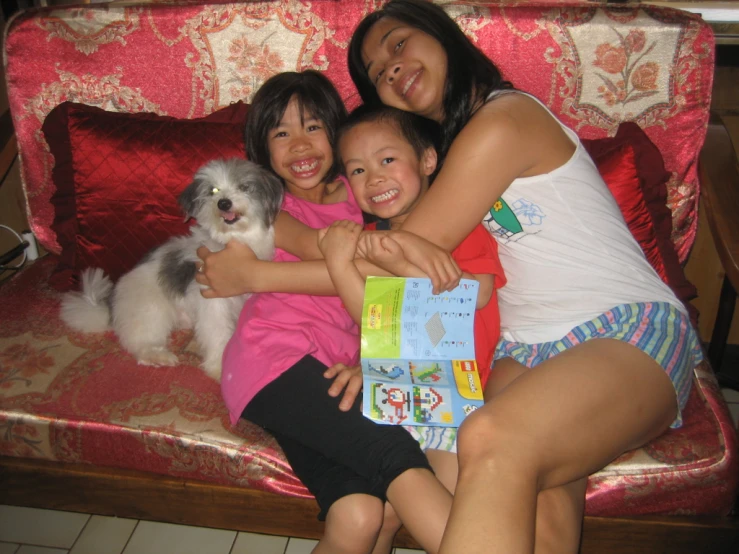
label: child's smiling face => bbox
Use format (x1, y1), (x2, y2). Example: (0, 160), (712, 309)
(268, 96), (334, 199)
(340, 120), (437, 224)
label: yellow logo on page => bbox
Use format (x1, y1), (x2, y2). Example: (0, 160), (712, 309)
(367, 304), (382, 329)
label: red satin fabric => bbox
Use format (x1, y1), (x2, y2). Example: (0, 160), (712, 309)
(43, 101), (250, 289)
(583, 123), (697, 315)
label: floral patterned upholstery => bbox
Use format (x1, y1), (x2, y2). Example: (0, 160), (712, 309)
(1, 0), (737, 517)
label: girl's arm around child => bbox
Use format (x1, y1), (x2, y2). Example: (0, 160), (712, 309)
(319, 219), (494, 325)
(196, 228), (461, 298)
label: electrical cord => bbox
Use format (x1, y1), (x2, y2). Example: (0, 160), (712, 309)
(0, 224), (28, 271)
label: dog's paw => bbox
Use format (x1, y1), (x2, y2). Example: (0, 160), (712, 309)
(201, 360), (222, 382)
(135, 347), (179, 367)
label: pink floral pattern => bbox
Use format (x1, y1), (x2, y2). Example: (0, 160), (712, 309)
(226, 37), (286, 99)
(0, 344), (55, 389)
(4, 1), (712, 262)
(0, 419), (44, 458)
(594, 30), (660, 106)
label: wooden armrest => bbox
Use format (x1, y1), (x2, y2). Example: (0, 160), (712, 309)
(0, 109), (18, 185)
(699, 112), (739, 291)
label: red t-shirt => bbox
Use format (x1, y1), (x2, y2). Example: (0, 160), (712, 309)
(365, 222), (505, 387)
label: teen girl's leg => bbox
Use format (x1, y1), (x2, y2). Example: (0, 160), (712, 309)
(485, 358), (587, 554)
(418, 362), (586, 554)
(439, 338), (678, 554)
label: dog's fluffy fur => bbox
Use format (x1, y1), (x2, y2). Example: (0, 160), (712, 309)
(60, 159), (283, 380)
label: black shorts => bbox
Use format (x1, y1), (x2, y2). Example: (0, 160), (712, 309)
(241, 355), (432, 520)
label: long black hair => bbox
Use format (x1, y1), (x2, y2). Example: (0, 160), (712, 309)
(245, 70), (347, 185)
(348, 0), (512, 155)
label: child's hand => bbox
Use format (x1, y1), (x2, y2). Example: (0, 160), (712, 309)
(357, 232), (407, 271)
(318, 220), (362, 266)
(388, 230), (462, 294)
(324, 363), (363, 411)
(196, 241), (259, 298)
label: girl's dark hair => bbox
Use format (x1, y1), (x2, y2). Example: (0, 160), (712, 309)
(245, 70), (347, 185)
(348, 0), (512, 155)
(336, 104), (443, 183)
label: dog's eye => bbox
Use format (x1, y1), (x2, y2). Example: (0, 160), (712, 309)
(210, 187), (220, 195)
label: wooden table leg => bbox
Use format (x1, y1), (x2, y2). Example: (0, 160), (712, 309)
(709, 275), (739, 390)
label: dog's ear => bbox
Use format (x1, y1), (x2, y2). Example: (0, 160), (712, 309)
(178, 177), (203, 219)
(259, 167), (284, 228)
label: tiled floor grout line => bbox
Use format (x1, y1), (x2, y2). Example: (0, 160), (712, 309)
(0, 543), (21, 554)
(67, 513), (91, 553)
(119, 519), (140, 554)
(226, 529), (238, 554)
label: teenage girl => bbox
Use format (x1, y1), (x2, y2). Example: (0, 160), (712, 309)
(347, 1), (703, 553)
(214, 70), (453, 554)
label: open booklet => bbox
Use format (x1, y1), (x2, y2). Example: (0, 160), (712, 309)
(360, 276), (484, 427)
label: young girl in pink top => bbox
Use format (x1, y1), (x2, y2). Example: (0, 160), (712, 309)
(218, 70), (453, 554)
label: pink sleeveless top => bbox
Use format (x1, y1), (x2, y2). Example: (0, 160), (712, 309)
(221, 177), (363, 425)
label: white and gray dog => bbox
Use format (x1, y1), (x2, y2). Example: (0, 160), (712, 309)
(60, 159), (283, 381)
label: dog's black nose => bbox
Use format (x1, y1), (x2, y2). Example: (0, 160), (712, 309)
(217, 199), (232, 211)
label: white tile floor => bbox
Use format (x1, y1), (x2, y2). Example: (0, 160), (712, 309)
(1, 390), (737, 554)
(0, 506), (423, 554)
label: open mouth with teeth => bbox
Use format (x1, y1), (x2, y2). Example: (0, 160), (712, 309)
(400, 70), (420, 99)
(372, 189), (399, 204)
(221, 210), (242, 225)
(291, 159), (319, 174)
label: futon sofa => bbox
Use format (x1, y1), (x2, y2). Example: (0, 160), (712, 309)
(1, 1), (737, 552)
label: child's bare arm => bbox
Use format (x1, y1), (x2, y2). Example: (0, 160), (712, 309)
(466, 272), (494, 309)
(275, 211), (322, 260)
(357, 232), (425, 279)
(195, 232), (454, 298)
(196, 242), (337, 296)
(327, 262), (365, 324)
(318, 221), (365, 324)
(359, 230), (461, 294)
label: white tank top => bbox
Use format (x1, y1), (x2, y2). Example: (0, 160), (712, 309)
(482, 91), (683, 343)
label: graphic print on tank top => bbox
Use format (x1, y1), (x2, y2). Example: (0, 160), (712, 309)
(482, 196), (545, 243)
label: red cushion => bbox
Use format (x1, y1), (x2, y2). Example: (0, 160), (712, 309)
(43, 102), (250, 290)
(582, 123), (697, 314)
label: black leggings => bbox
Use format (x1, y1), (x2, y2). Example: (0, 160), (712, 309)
(241, 355), (432, 519)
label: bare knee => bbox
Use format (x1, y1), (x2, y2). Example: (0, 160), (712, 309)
(379, 501), (402, 537)
(457, 405), (514, 460)
(322, 494), (384, 554)
(456, 404), (537, 477)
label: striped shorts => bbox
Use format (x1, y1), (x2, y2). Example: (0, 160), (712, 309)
(403, 425), (459, 453)
(494, 302), (702, 428)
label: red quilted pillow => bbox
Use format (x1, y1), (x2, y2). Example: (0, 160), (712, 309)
(582, 123), (697, 314)
(43, 101), (250, 290)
